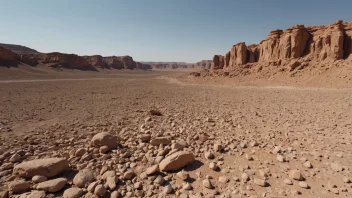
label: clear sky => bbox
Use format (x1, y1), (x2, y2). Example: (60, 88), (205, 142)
(0, 0), (351, 63)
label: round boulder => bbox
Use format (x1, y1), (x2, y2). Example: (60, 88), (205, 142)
(91, 132), (119, 149)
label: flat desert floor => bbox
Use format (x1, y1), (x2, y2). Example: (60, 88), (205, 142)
(0, 67), (351, 197)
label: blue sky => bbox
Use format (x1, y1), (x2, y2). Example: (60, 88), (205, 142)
(0, 0), (351, 62)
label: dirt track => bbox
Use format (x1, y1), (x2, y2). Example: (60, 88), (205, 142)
(0, 69), (352, 197)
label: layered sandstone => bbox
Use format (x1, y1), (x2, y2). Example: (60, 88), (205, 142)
(211, 20), (352, 72)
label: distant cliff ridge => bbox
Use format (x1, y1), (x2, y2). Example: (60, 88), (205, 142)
(0, 44), (151, 70)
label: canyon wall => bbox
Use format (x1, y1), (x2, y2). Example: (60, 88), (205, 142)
(211, 20), (352, 73)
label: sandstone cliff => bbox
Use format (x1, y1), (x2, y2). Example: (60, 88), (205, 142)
(211, 20), (352, 75)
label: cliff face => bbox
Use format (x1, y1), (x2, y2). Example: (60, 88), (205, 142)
(211, 20), (352, 72)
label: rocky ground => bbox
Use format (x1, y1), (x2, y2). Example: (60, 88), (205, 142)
(0, 68), (351, 198)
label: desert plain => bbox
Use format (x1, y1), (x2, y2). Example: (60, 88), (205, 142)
(0, 65), (351, 198)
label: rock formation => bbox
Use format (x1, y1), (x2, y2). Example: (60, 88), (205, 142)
(193, 60), (212, 69)
(211, 20), (352, 74)
(0, 46), (19, 66)
(0, 44), (152, 71)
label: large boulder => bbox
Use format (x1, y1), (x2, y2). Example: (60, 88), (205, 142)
(13, 158), (69, 178)
(159, 151), (195, 171)
(91, 132), (119, 149)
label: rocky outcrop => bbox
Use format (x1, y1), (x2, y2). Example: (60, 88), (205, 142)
(193, 60), (212, 69)
(211, 20), (352, 74)
(211, 55), (225, 70)
(0, 46), (19, 65)
(0, 43), (151, 71)
(42, 53), (94, 70)
(83, 55), (107, 68)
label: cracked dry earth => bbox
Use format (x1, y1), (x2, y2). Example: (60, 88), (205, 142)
(0, 71), (351, 198)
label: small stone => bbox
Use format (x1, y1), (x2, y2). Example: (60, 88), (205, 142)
(284, 179), (293, 185)
(123, 170), (135, 180)
(273, 146), (281, 154)
(75, 148), (86, 157)
(94, 184), (107, 197)
(331, 162), (343, 172)
(73, 169), (95, 188)
(63, 187), (84, 198)
(343, 177), (351, 183)
(8, 180), (30, 193)
(241, 173), (249, 182)
(176, 171), (189, 181)
(209, 162), (218, 171)
(298, 181), (309, 189)
(91, 132), (119, 149)
(277, 154), (285, 162)
(32, 175), (48, 183)
(163, 184), (173, 194)
(202, 179), (213, 189)
(9, 154), (21, 163)
(111, 191), (121, 198)
(204, 151), (214, 159)
(106, 176), (117, 190)
(36, 178), (67, 193)
(153, 175), (165, 185)
(146, 165), (158, 175)
(140, 134), (151, 142)
(99, 146), (109, 154)
(253, 178), (267, 187)
(303, 161), (312, 168)
(289, 170), (303, 181)
(218, 176), (229, 183)
(183, 182), (192, 190)
(332, 188), (339, 194)
(150, 137), (171, 146)
(214, 144), (223, 152)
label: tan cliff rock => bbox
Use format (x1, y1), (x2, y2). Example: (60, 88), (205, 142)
(211, 20), (352, 74)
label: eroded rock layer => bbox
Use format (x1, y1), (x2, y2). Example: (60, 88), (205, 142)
(211, 20), (352, 72)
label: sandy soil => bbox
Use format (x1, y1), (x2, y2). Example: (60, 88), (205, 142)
(0, 66), (351, 197)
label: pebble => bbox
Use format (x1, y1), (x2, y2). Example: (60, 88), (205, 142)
(202, 179), (213, 189)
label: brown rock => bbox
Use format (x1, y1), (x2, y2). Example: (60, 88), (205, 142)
(73, 169), (95, 188)
(150, 137), (171, 146)
(8, 180), (30, 193)
(91, 132), (119, 149)
(63, 187), (84, 198)
(13, 158), (69, 178)
(159, 151), (195, 171)
(36, 178), (67, 193)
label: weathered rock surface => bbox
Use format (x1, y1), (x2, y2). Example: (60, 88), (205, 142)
(13, 158), (69, 178)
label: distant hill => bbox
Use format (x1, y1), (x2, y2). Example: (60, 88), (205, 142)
(0, 43), (40, 54)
